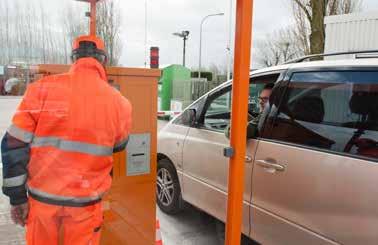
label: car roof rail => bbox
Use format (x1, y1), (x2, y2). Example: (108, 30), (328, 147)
(285, 50), (378, 64)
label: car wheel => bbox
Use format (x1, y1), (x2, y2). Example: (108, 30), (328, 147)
(156, 158), (183, 214)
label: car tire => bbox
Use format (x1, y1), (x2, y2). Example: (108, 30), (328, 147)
(156, 158), (183, 214)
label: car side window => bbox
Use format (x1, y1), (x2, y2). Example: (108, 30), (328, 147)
(204, 89), (232, 132)
(201, 73), (282, 133)
(261, 71), (378, 161)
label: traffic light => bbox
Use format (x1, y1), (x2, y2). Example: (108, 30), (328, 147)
(150, 47), (159, 69)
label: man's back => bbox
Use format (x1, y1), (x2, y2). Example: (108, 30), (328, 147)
(11, 57), (131, 203)
(33, 58), (127, 149)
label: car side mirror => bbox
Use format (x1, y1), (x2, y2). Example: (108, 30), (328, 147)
(182, 109), (197, 127)
(188, 109), (197, 127)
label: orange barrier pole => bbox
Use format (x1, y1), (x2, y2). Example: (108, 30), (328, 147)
(90, 0), (97, 35)
(225, 0), (254, 244)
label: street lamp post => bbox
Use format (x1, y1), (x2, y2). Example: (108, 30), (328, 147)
(198, 13), (224, 79)
(173, 31), (190, 67)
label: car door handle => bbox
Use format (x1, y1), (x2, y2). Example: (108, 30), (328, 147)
(256, 160), (285, 172)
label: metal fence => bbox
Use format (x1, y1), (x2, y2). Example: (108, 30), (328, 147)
(171, 79), (224, 109)
(171, 79), (222, 110)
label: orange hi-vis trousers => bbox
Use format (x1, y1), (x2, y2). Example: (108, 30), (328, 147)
(26, 197), (103, 245)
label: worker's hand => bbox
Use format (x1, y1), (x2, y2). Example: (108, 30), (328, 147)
(10, 202), (29, 227)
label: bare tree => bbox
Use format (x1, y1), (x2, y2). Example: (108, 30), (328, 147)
(255, 28), (303, 67)
(96, 0), (123, 66)
(328, 0), (363, 15)
(25, 2), (35, 63)
(0, 1), (6, 65)
(62, 3), (87, 63)
(0, 0), (86, 65)
(0, 0), (124, 66)
(291, 0), (363, 55)
(39, 1), (47, 63)
(5, 1), (10, 64)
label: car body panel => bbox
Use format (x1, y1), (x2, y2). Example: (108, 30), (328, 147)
(250, 203), (339, 245)
(251, 138), (378, 245)
(158, 123), (190, 185)
(181, 129), (256, 235)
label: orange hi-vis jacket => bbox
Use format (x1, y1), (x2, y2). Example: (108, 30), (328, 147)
(5, 57), (132, 207)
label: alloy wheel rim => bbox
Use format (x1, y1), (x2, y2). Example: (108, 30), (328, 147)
(157, 168), (175, 206)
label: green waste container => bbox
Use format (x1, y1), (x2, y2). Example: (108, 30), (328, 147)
(158, 65), (191, 111)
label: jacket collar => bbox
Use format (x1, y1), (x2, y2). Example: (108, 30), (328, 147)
(69, 57), (107, 81)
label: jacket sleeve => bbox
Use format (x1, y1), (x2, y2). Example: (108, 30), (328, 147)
(113, 97), (132, 153)
(1, 133), (30, 205)
(1, 82), (44, 205)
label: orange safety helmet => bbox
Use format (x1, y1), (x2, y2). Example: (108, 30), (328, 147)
(71, 35), (107, 64)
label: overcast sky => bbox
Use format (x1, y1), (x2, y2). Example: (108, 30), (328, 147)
(119, 0), (294, 68)
(12, 0), (378, 69)
(115, 0), (378, 69)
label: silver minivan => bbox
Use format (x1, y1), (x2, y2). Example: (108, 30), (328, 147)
(157, 57), (378, 244)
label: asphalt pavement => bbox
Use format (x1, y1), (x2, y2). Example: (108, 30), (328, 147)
(0, 96), (220, 245)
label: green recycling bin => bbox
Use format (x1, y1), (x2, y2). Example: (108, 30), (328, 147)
(158, 65), (191, 111)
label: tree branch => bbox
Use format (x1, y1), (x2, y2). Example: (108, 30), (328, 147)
(328, 0), (339, 15)
(293, 0), (312, 22)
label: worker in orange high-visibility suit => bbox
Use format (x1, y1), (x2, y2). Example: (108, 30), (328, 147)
(1, 35), (132, 245)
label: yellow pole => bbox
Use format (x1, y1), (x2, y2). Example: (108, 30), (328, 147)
(225, 0), (254, 244)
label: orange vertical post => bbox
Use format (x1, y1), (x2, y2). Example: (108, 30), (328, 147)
(90, 0), (97, 35)
(225, 0), (254, 245)
(75, 0), (98, 35)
